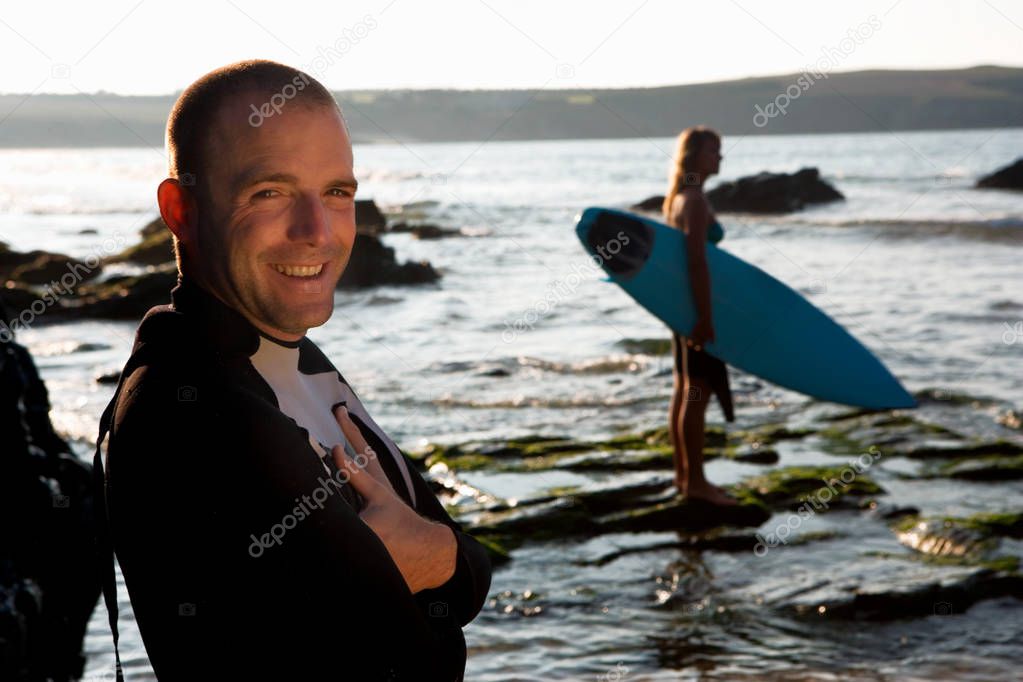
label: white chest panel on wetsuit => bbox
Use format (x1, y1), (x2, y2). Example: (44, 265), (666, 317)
(248, 334), (417, 506)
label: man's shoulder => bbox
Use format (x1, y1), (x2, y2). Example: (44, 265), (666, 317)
(113, 306), (240, 420)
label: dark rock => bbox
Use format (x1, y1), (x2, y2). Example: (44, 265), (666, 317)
(761, 557), (1022, 620)
(466, 476), (771, 541)
(0, 242), (40, 279)
(977, 157), (1023, 191)
(936, 454), (1023, 481)
(862, 501), (919, 521)
(706, 167), (844, 214)
(95, 371), (121, 385)
(630, 195), (665, 212)
(472, 497), (594, 539)
(903, 440), (1023, 460)
(107, 216), (441, 290)
(389, 222), (460, 239)
(4, 250), (102, 286)
(0, 284), (43, 327)
(582, 534), (763, 565)
(337, 232), (440, 288)
(57, 264), (178, 320)
(733, 447), (780, 465)
(630, 168), (843, 215)
(597, 496), (770, 534)
(355, 199), (387, 233)
(106, 221), (175, 266)
(893, 517), (1000, 559)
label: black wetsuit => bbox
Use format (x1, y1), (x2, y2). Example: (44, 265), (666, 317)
(93, 277), (491, 681)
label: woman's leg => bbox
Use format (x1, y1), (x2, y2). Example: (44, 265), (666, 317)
(677, 375), (712, 494)
(676, 370), (737, 505)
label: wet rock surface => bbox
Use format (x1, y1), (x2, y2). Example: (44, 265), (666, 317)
(417, 400), (1023, 626)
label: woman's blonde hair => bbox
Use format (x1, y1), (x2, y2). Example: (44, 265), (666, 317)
(662, 126), (721, 218)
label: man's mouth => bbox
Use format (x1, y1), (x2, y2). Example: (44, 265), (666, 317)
(271, 263), (325, 278)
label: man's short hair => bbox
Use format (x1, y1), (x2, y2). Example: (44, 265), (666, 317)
(164, 59), (344, 271)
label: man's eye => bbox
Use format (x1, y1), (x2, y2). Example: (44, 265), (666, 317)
(252, 189), (279, 200)
(328, 187), (354, 198)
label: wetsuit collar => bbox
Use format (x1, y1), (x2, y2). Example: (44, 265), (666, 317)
(168, 276), (263, 358)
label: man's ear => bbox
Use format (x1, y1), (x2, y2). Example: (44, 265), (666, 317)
(157, 177), (199, 249)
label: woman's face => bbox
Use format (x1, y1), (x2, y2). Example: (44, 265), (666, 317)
(696, 138), (722, 177)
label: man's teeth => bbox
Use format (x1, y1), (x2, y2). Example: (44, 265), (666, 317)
(273, 263), (323, 277)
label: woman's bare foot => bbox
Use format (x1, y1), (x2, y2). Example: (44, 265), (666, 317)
(677, 480), (739, 506)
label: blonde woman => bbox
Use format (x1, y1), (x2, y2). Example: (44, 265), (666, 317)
(663, 126), (737, 506)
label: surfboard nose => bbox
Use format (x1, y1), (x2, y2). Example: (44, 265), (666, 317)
(577, 207), (654, 280)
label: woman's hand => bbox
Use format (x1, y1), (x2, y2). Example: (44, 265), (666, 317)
(688, 317), (715, 350)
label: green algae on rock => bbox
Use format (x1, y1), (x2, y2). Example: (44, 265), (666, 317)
(733, 465), (884, 510)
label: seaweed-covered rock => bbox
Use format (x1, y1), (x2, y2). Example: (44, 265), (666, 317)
(57, 264), (179, 320)
(0, 243), (46, 280)
(893, 517), (1000, 559)
(414, 424), (795, 474)
(902, 440), (1023, 460)
(706, 167), (844, 214)
(616, 337), (672, 355)
(9, 252), (102, 286)
(893, 511), (1023, 559)
(105, 220), (175, 266)
(754, 555), (1021, 620)
(733, 465), (883, 510)
(935, 454), (1023, 481)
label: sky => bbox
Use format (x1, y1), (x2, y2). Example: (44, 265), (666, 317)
(1, 0), (1021, 95)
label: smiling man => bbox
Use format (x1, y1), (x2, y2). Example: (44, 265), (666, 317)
(93, 60), (491, 681)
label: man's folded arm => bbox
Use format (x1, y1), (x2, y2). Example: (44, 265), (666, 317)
(401, 452), (493, 626)
(108, 365), (458, 678)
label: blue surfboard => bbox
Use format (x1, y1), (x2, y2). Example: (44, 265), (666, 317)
(575, 207), (915, 409)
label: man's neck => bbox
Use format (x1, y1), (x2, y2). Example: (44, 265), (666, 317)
(181, 271), (306, 344)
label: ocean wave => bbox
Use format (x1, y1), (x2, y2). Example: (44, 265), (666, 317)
(516, 355), (649, 374)
(779, 215), (1023, 239)
(428, 354), (653, 377)
(21, 206), (151, 216)
(830, 170), (973, 182)
(431, 394), (657, 409)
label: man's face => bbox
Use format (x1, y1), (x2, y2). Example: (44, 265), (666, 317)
(194, 95), (357, 341)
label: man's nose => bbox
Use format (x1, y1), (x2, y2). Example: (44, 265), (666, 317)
(288, 192), (331, 245)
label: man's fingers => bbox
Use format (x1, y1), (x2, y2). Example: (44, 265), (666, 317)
(334, 405), (371, 452)
(330, 443), (381, 501)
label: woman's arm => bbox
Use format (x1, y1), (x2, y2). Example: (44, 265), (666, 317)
(671, 194), (715, 345)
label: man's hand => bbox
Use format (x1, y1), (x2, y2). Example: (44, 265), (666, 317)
(331, 407), (457, 594)
(333, 405), (395, 492)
